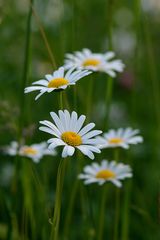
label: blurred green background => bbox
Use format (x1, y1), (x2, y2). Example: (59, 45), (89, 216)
(0, 0), (160, 239)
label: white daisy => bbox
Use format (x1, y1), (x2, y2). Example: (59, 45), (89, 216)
(4, 141), (56, 163)
(64, 48), (125, 77)
(97, 128), (143, 149)
(79, 160), (132, 187)
(39, 110), (103, 159)
(24, 66), (91, 100)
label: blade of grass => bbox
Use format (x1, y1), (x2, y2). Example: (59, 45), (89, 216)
(28, 0), (57, 69)
(19, 0), (33, 138)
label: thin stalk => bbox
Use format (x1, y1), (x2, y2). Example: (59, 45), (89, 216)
(121, 1), (141, 239)
(59, 91), (63, 109)
(50, 158), (68, 240)
(113, 149), (120, 240)
(21, 159), (36, 239)
(18, 2), (34, 238)
(73, 86), (78, 110)
(114, 189), (120, 240)
(97, 186), (107, 240)
(19, 0), (33, 138)
(104, 0), (115, 128)
(121, 181), (132, 240)
(87, 75), (94, 120)
(63, 153), (95, 240)
(29, 0), (57, 69)
(63, 180), (79, 239)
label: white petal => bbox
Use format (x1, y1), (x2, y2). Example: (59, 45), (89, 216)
(62, 146), (69, 158)
(45, 74), (53, 81)
(39, 120), (61, 137)
(82, 130), (102, 140)
(32, 80), (48, 86)
(65, 67), (76, 79)
(69, 111), (78, 131)
(104, 51), (115, 60)
(75, 115), (86, 132)
(50, 112), (64, 132)
(77, 146), (94, 160)
(24, 86), (45, 93)
(64, 110), (71, 129)
(39, 126), (57, 136)
(35, 90), (47, 100)
(48, 138), (64, 145)
(111, 179), (122, 188)
(83, 138), (101, 145)
(78, 123), (95, 136)
(67, 146), (75, 156)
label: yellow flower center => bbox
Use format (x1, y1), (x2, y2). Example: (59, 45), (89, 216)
(83, 58), (101, 67)
(96, 169), (116, 179)
(61, 131), (82, 146)
(108, 137), (123, 144)
(22, 147), (38, 155)
(48, 78), (69, 88)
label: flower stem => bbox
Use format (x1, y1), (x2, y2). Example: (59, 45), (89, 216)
(50, 158), (68, 240)
(121, 181), (132, 240)
(113, 149), (120, 240)
(97, 186), (107, 240)
(87, 75), (94, 120)
(19, 0), (33, 138)
(113, 188), (120, 240)
(104, 0), (114, 128)
(59, 91), (63, 109)
(63, 180), (79, 239)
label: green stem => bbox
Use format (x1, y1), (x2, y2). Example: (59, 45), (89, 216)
(87, 75), (94, 120)
(73, 85), (78, 110)
(121, 181), (132, 240)
(120, 1), (140, 238)
(19, 0), (33, 138)
(113, 188), (120, 240)
(63, 180), (79, 239)
(104, 0), (115, 129)
(21, 159), (36, 239)
(97, 186), (107, 240)
(59, 91), (63, 109)
(113, 148), (120, 240)
(105, 76), (113, 127)
(50, 158), (68, 240)
(30, 0), (57, 69)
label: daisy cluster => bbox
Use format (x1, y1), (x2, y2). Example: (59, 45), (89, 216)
(5, 48), (143, 188)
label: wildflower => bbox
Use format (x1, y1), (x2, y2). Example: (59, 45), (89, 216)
(4, 141), (56, 163)
(39, 110), (102, 159)
(79, 160), (132, 187)
(97, 127), (143, 149)
(64, 48), (125, 77)
(24, 67), (91, 100)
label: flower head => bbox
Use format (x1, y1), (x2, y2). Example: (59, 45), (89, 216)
(64, 48), (125, 77)
(97, 127), (143, 149)
(4, 141), (56, 163)
(39, 110), (103, 159)
(24, 67), (91, 100)
(79, 160), (132, 187)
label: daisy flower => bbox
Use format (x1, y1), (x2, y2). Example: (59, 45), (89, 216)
(97, 127), (143, 149)
(64, 48), (125, 77)
(79, 160), (132, 187)
(24, 66), (91, 100)
(4, 141), (56, 163)
(39, 110), (103, 159)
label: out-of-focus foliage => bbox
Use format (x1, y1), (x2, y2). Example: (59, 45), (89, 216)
(0, 0), (160, 239)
